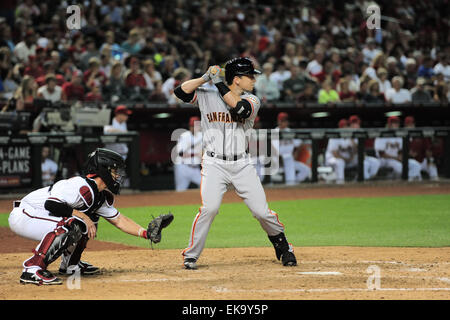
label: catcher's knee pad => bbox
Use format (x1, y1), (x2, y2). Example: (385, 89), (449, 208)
(30, 217), (85, 267)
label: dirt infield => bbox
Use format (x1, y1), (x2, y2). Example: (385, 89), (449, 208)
(0, 182), (449, 300)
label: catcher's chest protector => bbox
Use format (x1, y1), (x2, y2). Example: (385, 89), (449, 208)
(77, 177), (115, 222)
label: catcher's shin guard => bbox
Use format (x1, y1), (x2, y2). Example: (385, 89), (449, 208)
(63, 234), (89, 266)
(23, 218), (85, 270)
(59, 233), (100, 275)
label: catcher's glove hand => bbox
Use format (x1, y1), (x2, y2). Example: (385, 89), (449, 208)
(147, 213), (174, 244)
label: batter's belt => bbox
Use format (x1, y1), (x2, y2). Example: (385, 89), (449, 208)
(206, 151), (246, 161)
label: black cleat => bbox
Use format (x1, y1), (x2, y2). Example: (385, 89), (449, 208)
(20, 269), (63, 285)
(184, 258), (198, 270)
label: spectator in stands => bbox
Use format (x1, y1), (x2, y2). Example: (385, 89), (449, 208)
(0, 69), (18, 99)
(35, 46), (47, 64)
(255, 62), (280, 102)
(306, 48), (324, 81)
(100, 31), (123, 62)
(41, 145), (58, 187)
(35, 61), (58, 87)
(83, 57), (107, 88)
(13, 75), (37, 110)
(299, 82), (318, 103)
(13, 29), (36, 63)
(121, 28), (143, 55)
(37, 74), (64, 103)
(66, 33), (85, 63)
(79, 38), (100, 71)
(433, 53), (450, 83)
(385, 76), (412, 104)
(23, 55), (45, 79)
(100, 0), (125, 26)
(404, 116), (439, 181)
(103, 61), (125, 103)
(270, 60), (291, 93)
(386, 56), (400, 81)
(417, 56), (435, 79)
(159, 55), (180, 81)
(337, 78), (356, 102)
(376, 67), (391, 94)
(0, 23), (14, 52)
(99, 50), (112, 78)
(62, 70), (84, 102)
(318, 79), (340, 104)
(85, 80), (103, 102)
(283, 64), (310, 102)
(124, 56), (147, 101)
(432, 79), (449, 103)
(49, 50), (61, 70)
(404, 58), (418, 89)
(362, 38), (381, 65)
(143, 59), (162, 93)
(411, 77), (433, 103)
(0, 46), (11, 77)
(363, 52), (385, 80)
(362, 79), (385, 103)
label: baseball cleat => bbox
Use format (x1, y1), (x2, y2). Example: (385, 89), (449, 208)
(281, 251), (297, 266)
(184, 258), (198, 270)
(20, 269), (63, 285)
(59, 261), (100, 275)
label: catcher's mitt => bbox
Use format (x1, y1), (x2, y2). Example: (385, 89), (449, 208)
(147, 213), (174, 244)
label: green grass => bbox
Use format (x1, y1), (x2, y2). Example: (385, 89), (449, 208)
(1, 194), (449, 249)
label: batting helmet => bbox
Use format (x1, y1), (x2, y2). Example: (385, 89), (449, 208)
(225, 57), (261, 85)
(84, 148), (126, 195)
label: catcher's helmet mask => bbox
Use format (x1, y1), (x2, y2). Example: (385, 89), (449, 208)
(84, 148), (126, 195)
(225, 57), (261, 85)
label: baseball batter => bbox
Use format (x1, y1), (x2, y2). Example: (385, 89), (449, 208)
(8, 148), (173, 285)
(174, 57), (297, 269)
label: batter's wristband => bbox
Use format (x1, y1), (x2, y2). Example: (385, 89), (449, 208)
(215, 82), (230, 97)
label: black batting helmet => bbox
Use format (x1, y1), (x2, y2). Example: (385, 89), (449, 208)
(225, 57), (261, 85)
(84, 148), (126, 195)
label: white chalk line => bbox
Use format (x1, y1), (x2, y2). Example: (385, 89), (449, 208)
(300, 260), (450, 266)
(212, 287), (450, 293)
(297, 271), (342, 275)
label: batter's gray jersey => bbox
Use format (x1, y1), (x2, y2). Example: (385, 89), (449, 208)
(190, 87), (260, 156)
(181, 85), (286, 262)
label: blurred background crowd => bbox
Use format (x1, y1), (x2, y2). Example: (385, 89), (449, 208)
(0, 0), (449, 111)
(0, 0), (448, 190)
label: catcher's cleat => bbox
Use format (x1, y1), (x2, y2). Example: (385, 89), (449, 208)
(59, 261), (100, 275)
(20, 269), (63, 285)
(184, 258), (198, 270)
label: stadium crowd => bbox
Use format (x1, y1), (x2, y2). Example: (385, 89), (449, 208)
(0, 0), (449, 116)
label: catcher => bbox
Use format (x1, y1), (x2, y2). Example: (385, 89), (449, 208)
(8, 148), (173, 285)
